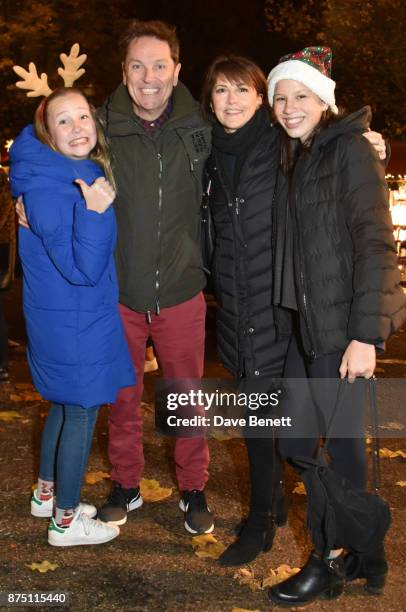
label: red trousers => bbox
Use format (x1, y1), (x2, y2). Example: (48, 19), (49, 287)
(108, 292), (209, 490)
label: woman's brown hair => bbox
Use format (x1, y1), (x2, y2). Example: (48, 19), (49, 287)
(201, 56), (270, 122)
(34, 88), (116, 188)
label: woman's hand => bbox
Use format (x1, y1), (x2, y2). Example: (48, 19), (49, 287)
(339, 340), (376, 382)
(362, 129), (386, 160)
(75, 177), (116, 214)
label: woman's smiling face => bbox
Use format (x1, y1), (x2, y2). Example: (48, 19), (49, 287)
(211, 75), (263, 133)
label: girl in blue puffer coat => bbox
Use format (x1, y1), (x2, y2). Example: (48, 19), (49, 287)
(10, 87), (136, 547)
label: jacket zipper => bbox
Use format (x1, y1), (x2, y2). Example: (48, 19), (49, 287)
(154, 152), (163, 320)
(292, 187), (317, 361)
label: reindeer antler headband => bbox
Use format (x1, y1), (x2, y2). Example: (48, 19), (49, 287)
(13, 43), (87, 97)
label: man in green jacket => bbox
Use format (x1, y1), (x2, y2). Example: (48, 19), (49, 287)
(96, 20), (213, 534)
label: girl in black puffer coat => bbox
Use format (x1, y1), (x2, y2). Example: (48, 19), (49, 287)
(267, 46), (405, 608)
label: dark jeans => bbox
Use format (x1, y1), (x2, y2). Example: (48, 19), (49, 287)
(278, 334), (367, 489)
(39, 403), (99, 509)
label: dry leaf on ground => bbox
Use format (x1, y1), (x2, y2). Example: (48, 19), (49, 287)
(379, 448), (406, 459)
(191, 534), (226, 559)
(15, 383), (34, 390)
(262, 564), (301, 588)
(140, 478), (172, 502)
(232, 608), (261, 612)
(233, 567), (262, 591)
(379, 422), (404, 431)
(85, 471), (110, 485)
(210, 429), (232, 441)
(26, 561), (58, 573)
(396, 481), (406, 487)
(9, 394), (22, 402)
(0, 410), (24, 421)
(293, 482), (306, 495)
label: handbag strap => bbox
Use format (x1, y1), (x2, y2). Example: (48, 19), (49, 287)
(320, 378), (346, 457)
(322, 376), (381, 491)
(368, 376), (381, 491)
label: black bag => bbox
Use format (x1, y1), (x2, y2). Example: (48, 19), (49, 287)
(200, 177), (215, 274)
(292, 378), (391, 556)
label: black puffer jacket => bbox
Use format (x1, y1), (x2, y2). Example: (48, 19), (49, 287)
(208, 115), (291, 379)
(275, 107), (405, 359)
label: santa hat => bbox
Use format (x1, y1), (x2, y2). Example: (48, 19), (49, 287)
(267, 46), (338, 114)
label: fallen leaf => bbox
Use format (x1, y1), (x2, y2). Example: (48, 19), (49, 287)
(262, 564), (301, 588)
(9, 394), (22, 402)
(85, 471), (110, 485)
(140, 478), (172, 502)
(379, 448), (406, 459)
(15, 383), (35, 390)
(22, 392), (43, 401)
(233, 567), (261, 591)
(293, 482), (306, 495)
(191, 534), (226, 559)
(26, 560), (58, 573)
(366, 437), (372, 445)
(0, 410), (24, 421)
(210, 429), (232, 441)
(379, 422), (404, 431)
(396, 481), (406, 487)
(21, 419), (31, 424)
(232, 608), (261, 612)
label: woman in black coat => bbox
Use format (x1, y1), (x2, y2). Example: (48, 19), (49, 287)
(201, 55), (388, 569)
(201, 56), (291, 567)
(267, 46), (405, 607)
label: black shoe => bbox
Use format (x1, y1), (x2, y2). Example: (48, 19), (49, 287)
(97, 483), (143, 526)
(179, 490), (214, 535)
(345, 545), (388, 594)
(219, 513), (275, 567)
(268, 552), (345, 607)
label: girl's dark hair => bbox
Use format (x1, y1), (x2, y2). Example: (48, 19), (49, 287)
(278, 108), (344, 171)
(201, 55), (270, 122)
(34, 87), (115, 188)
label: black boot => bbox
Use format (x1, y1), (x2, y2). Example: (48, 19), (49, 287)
(218, 512), (275, 567)
(345, 545), (388, 594)
(268, 552), (345, 607)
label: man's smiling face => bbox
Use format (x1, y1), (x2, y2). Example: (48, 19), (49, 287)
(122, 36), (181, 121)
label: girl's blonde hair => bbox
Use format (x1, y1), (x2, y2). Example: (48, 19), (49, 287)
(34, 87), (116, 189)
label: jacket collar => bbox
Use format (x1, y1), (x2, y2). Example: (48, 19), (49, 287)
(311, 106), (372, 153)
(104, 81), (200, 126)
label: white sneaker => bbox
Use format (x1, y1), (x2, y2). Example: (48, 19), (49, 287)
(31, 489), (97, 519)
(48, 512), (119, 547)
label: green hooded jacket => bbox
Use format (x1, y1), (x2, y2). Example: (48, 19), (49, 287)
(97, 82), (211, 314)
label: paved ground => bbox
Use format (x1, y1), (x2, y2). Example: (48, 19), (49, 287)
(0, 281), (405, 611)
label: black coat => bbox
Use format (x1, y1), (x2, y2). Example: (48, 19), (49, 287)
(208, 120), (291, 380)
(275, 107), (405, 359)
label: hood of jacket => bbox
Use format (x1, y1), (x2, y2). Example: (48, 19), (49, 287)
(9, 124), (103, 197)
(312, 106), (372, 152)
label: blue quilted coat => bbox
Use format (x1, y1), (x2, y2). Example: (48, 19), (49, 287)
(10, 125), (135, 407)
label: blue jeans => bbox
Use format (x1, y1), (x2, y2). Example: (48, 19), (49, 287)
(39, 403), (99, 509)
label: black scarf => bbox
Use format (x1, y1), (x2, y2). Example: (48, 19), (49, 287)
(212, 106), (270, 190)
